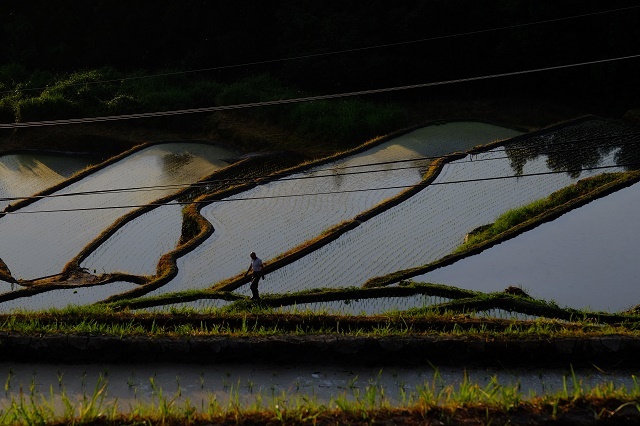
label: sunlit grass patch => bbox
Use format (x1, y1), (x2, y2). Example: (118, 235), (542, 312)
(457, 172), (640, 252)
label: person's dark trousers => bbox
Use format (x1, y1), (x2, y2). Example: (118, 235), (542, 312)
(250, 273), (261, 299)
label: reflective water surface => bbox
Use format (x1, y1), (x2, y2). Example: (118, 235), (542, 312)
(263, 119), (639, 295)
(0, 362), (636, 413)
(0, 282), (140, 313)
(416, 182), (640, 312)
(0, 143), (235, 281)
(149, 122), (521, 297)
(0, 153), (97, 210)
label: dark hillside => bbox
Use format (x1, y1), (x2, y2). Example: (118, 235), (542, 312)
(0, 1), (638, 153)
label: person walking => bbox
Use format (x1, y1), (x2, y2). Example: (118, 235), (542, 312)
(244, 252), (264, 300)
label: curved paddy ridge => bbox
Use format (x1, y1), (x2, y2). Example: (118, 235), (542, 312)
(416, 181), (640, 312)
(146, 122), (521, 297)
(0, 143), (235, 281)
(263, 147), (626, 294)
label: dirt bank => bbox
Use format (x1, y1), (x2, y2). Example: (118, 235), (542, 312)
(1, 333), (639, 368)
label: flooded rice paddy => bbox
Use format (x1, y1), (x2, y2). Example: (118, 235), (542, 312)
(0, 153), (97, 210)
(263, 148), (623, 295)
(0, 143), (235, 281)
(416, 181), (640, 312)
(0, 119), (638, 314)
(0, 282), (139, 313)
(147, 122), (521, 297)
(81, 204), (184, 276)
(0, 362), (636, 411)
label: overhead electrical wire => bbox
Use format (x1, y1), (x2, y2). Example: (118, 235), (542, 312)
(1, 53), (640, 130)
(3, 162), (639, 215)
(1, 134), (639, 203)
(2, 4), (637, 96)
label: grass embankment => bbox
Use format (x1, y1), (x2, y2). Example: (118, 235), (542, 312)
(109, 282), (640, 326)
(364, 170), (640, 288)
(1, 375), (639, 425)
(457, 171), (640, 252)
(3, 284), (640, 337)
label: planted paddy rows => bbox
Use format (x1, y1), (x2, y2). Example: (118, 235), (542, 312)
(130, 118), (640, 316)
(0, 119), (637, 316)
(141, 122), (521, 298)
(0, 143), (236, 281)
(81, 157), (293, 279)
(140, 294), (453, 315)
(418, 181), (640, 312)
(81, 204), (184, 276)
(258, 150), (619, 295)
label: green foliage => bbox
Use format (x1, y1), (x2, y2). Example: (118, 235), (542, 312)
(0, 68), (407, 146)
(104, 94), (142, 114)
(458, 173), (628, 251)
(288, 99), (407, 142)
(15, 93), (80, 121)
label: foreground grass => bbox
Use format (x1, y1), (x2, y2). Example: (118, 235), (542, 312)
(0, 371), (638, 425)
(0, 301), (637, 339)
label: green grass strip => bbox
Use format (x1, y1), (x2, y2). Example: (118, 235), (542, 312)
(364, 170), (640, 289)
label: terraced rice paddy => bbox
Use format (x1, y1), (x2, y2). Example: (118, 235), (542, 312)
(81, 204), (184, 276)
(0, 282), (139, 312)
(146, 122), (521, 297)
(416, 181), (640, 312)
(0, 153), (97, 210)
(259, 147), (622, 295)
(0, 118), (638, 317)
(0, 143), (235, 281)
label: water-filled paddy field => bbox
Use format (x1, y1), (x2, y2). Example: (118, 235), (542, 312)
(416, 181), (640, 312)
(144, 122), (521, 297)
(128, 118), (640, 316)
(0, 118), (639, 317)
(0, 153), (98, 210)
(0, 143), (236, 281)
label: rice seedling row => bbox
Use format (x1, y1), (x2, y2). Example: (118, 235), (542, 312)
(146, 122), (521, 298)
(0, 364), (637, 424)
(417, 180), (640, 312)
(0, 282), (139, 313)
(0, 143), (236, 281)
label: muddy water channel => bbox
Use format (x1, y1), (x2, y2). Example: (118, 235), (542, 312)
(0, 362), (637, 413)
(147, 122), (521, 297)
(0, 143), (235, 281)
(417, 181), (640, 312)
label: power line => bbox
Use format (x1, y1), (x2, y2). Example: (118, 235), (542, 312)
(2, 134), (639, 203)
(1, 53), (639, 130)
(2, 5), (636, 96)
(3, 162), (638, 215)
